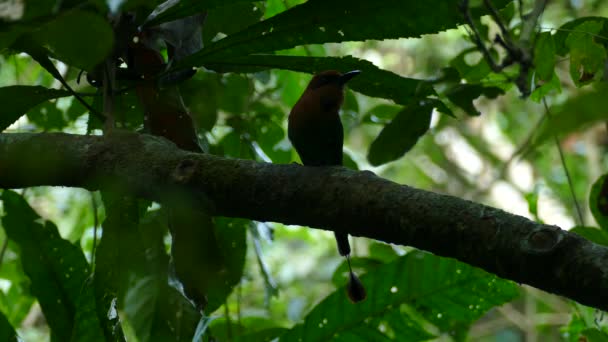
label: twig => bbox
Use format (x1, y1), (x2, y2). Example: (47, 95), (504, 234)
(542, 98), (585, 226)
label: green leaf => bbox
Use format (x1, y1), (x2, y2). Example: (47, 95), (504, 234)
(570, 227), (608, 246)
(450, 48), (492, 83)
(202, 2), (265, 46)
(1, 190), (105, 342)
(200, 54), (432, 105)
(581, 328), (608, 342)
(177, 0), (512, 64)
(589, 175), (608, 231)
(0, 310), (18, 342)
(367, 101), (433, 166)
(279, 251), (518, 341)
(122, 209), (200, 342)
(529, 71), (561, 102)
(30, 10), (114, 70)
(26, 101), (68, 130)
(554, 17), (608, 56)
(206, 217), (248, 313)
(0, 85), (71, 131)
(564, 20), (607, 87)
(534, 31), (556, 82)
(445, 84), (504, 116)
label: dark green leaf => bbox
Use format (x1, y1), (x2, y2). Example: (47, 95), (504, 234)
(203, 2), (265, 46)
(534, 31), (556, 82)
(367, 101), (433, 166)
(177, 0), (511, 63)
(27, 101), (68, 130)
(0, 85), (71, 131)
(219, 74), (252, 114)
(1, 190), (105, 342)
(200, 54), (433, 105)
(206, 217), (248, 312)
(581, 328), (608, 342)
(279, 251), (518, 341)
(0, 310), (18, 342)
(30, 10), (114, 70)
(445, 84), (504, 116)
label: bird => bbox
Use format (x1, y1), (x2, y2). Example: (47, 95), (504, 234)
(288, 70), (366, 303)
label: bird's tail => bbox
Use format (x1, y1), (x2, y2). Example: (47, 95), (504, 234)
(334, 232), (367, 303)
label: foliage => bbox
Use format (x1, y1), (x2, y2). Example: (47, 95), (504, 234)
(2, 0), (608, 340)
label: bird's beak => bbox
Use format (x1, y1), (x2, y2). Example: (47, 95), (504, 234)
(338, 70), (361, 85)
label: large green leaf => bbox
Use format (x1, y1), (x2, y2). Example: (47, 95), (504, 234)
(278, 251), (518, 341)
(0, 190), (105, 342)
(29, 10), (114, 70)
(199, 54), (433, 105)
(367, 101), (434, 166)
(0, 86), (71, 131)
(121, 210), (200, 342)
(177, 0), (512, 64)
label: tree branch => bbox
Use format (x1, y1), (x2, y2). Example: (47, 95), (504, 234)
(1, 132), (606, 310)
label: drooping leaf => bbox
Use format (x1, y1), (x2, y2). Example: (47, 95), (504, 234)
(0, 85), (71, 131)
(121, 209), (200, 342)
(1, 190), (105, 342)
(199, 54), (433, 105)
(367, 101), (434, 166)
(278, 251), (518, 341)
(177, 0), (512, 64)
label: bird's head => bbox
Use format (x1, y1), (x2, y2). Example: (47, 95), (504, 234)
(306, 70), (361, 90)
